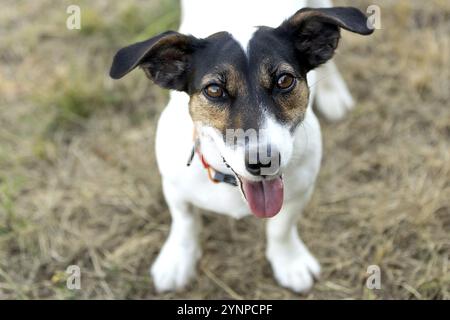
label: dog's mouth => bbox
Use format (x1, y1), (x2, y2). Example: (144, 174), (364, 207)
(240, 176), (284, 218)
(223, 157), (284, 218)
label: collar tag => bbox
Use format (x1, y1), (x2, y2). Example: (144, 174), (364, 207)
(187, 134), (237, 187)
(213, 171), (238, 187)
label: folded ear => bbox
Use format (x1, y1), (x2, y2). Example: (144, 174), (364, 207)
(277, 7), (374, 71)
(109, 31), (202, 91)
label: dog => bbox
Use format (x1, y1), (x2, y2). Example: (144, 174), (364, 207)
(110, 0), (374, 293)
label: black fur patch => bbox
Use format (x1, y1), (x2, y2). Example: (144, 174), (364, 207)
(109, 31), (204, 91)
(277, 7), (374, 71)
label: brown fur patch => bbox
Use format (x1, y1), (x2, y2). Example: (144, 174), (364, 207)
(258, 61), (309, 124)
(201, 64), (247, 97)
(258, 58), (273, 89)
(189, 94), (229, 133)
(190, 64), (248, 133)
(223, 65), (247, 97)
(275, 78), (309, 123)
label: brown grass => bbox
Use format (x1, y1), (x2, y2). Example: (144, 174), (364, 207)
(0, 0), (449, 299)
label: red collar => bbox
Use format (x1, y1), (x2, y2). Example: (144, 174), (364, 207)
(186, 130), (238, 186)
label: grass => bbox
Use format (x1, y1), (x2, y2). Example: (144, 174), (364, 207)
(0, 0), (448, 299)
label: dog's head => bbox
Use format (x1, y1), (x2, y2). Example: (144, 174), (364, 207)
(110, 7), (373, 217)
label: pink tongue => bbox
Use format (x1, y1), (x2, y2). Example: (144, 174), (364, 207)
(242, 177), (284, 218)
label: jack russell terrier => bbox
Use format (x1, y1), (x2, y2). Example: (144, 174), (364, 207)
(110, 0), (374, 293)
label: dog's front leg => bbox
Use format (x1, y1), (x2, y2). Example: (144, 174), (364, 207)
(151, 179), (202, 292)
(266, 188), (321, 293)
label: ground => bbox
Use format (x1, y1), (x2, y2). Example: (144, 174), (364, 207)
(0, 0), (448, 299)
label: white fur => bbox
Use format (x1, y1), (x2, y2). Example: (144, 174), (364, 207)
(315, 61), (355, 121)
(232, 28), (257, 57)
(261, 114), (294, 170)
(151, 0), (354, 293)
(179, 0), (306, 37)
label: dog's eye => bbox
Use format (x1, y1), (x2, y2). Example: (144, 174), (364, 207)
(204, 84), (225, 99)
(276, 74), (296, 91)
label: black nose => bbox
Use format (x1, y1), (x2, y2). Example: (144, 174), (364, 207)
(245, 148), (281, 176)
(245, 160), (267, 176)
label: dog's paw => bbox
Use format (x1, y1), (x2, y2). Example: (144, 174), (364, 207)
(267, 245), (321, 293)
(150, 242), (201, 293)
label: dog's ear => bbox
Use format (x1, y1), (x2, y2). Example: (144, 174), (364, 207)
(277, 7), (374, 71)
(109, 31), (202, 91)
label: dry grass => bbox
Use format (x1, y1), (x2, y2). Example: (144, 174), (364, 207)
(0, 0), (449, 299)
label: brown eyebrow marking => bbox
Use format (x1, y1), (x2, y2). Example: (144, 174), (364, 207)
(201, 73), (225, 86)
(258, 60), (298, 89)
(200, 64), (247, 97)
(275, 62), (297, 75)
(258, 59), (273, 88)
